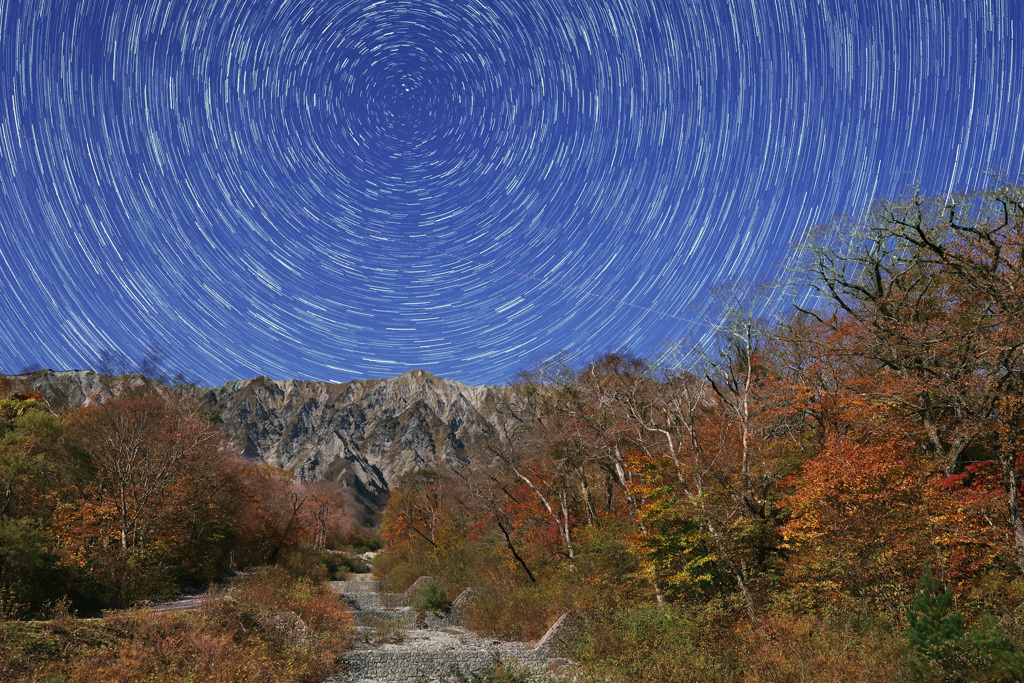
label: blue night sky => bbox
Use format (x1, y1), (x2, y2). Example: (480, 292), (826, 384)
(1, 0), (1023, 386)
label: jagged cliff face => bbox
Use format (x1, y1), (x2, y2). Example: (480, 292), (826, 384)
(196, 369), (505, 514)
(6, 368), (506, 516)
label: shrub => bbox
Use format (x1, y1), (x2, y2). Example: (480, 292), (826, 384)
(280, 544), (375, 581)
(964, 615), (1024, 682)
(362, 613), (407, 645)
(374, 545), (438, 593)
(904, 568), (1024, 681)
(465, 571), (594, 642)
(281, 544), (333, 581)
(337, 530), (383, 553)
(0, 519), (69, 614)
(411, 578), (450, 613)
(738, 609), (911, 683)
(1, 566), (354, 682)
(574, 604), (735, 683)
(330, 551), (371, 576)
(440, 657), (537, 682)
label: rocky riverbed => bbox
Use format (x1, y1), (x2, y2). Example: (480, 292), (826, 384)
(329, 573), (578, 682)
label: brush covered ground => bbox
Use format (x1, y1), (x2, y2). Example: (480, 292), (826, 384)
(0, 563), (355, 683)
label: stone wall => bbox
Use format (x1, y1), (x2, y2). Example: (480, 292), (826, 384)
(380, 575), (439, 608)
(339, 648), (556, 683)
(534, 611), (586, 658)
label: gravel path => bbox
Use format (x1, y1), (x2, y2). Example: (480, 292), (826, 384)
(329, 574), (576, 682)
(144, 594), (210, 614)
(139, 571), (251, 614)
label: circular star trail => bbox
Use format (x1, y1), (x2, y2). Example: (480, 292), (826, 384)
(1, 0), (1023, 385)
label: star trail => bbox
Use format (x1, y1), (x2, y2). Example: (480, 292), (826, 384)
(1, 0), (1023, 385)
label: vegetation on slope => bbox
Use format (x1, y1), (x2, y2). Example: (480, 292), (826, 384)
(0, 370), (370, 680)
(0, 566), (354, 682)
(374, 182), (1024, 681)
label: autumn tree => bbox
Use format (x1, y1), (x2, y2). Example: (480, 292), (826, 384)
(781, 430), (938, 611)
(459, 372), (586, 564)
(380, 470), (449, 552)
(803, 182), (1024, 573)
(50, 390), (238, 603)
(224, 463), (311, 566)
(448, 458), (540, 583)
(303, 480), (350, 551)
(67, 392), (225, 551)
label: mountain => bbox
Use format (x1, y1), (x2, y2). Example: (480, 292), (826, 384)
(4, 368), (507, 520)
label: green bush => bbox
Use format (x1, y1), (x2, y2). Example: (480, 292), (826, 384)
(440, 657), (536, 682)
(574, 604), (734, 683)
(281, 545), (332, 581)
(0, 519), (69, 614)
(336, 531), (383, 553)
(331, 552), (371, 576)
(282, 544), (373, 581)
(905, 567), (966, 675)
(905, 568), (1024, 681)
(965, 615), (1024, 682)
(411, 578), (450, 613)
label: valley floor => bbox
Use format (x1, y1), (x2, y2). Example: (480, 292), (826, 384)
(330, 573), (577, 682)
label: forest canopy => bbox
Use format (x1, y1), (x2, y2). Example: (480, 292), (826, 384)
(0, 381), (357, 618)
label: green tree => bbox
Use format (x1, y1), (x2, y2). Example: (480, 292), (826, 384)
(906, 567), (966, 674)
(0, 397), (81, 612)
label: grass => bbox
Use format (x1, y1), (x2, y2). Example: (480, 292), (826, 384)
(361, 613), (407, 645)
(571, 604), (915, 683)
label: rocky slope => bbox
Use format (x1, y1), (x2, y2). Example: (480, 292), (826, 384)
(4, 368), (507, 518)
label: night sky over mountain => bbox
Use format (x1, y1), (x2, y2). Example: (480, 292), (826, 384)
(2, 0), (1022, 385)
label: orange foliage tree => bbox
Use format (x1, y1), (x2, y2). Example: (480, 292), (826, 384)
(781, 431), (938, 610)
(302, 480), (351, 550)
(55, 391), (234, 600)
(66, 392), (227, 551)
(803, 182), (1024, 573)
(223, 462), (312, 566)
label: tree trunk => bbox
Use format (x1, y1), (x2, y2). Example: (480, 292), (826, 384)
(1000, 451), (1024, 575)
(558, 488), (575, 559)
(580, 473), (598, 527)
(496, 516), (537, 583)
